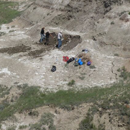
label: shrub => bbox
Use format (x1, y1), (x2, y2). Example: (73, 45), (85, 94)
(89, 65), (96, 69)
(114, 53), (119, 56)
(67, 80), (75, 86)
(19, 125), (28, 129)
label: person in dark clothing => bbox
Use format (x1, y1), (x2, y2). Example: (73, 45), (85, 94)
(45, 30), (53, 45)
(40, 27), (45, 43)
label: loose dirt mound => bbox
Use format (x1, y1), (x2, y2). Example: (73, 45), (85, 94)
(62, 35), (82, 51)
(40, 32), (82, 49)
(0, 44), (31, 55)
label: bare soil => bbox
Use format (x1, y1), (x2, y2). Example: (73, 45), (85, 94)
(0, 44), (31, 55)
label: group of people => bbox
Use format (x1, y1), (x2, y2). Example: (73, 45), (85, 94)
(40, 27), (63, 49)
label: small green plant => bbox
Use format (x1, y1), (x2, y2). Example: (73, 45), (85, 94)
(9, 30), (15, 33)
(89, 65), (96, 69)
(28, 110), (39, 117)
(19, 125), (28, 129)
(11, 25), (15, 28)
(79, 76), (85, 80)
(67, 80), (75, 86)
(119, 66), (130, 80)
(114, 53), (119, 56)
(111, 21), (115, 25)
(129, 12), (130, 15)
(0, 32), (6, 36)
(64, 63), (68, 68)
(117, 68), (121, 72)
(7, 126), (16, 130)
(80, 73), (86, 75)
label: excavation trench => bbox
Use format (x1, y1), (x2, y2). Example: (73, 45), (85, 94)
(0, 33), (82, 58)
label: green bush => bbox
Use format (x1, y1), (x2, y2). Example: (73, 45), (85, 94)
(89, 65), (96, 69)
(119, 66), (130, 80)
(7, 126), (16, 130)
(30, 113), (56, 130)
(67, 80), (75, 86)
(78, 114), (97, 130)
(19, 125), (28, 129)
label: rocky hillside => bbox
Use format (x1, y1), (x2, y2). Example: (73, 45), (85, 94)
(21, 0), (130, 57)
(0, 0), (130, 130)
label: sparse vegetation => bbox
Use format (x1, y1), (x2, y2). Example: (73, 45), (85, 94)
(89, 65), (96, 69)
(19, 125), (28, 129)
(11, 25), (15, 28)
(0, 32), (6, 36)
(7, 126), (16, 130)
(28, 110), (39, 117)
(0, 1), (20, 25)
(119, 66), (130, 80)
(0, 81), (130, 129)
(30, 113), (56, 130)
(67, 79), (75, 86)
(114, 53), (119, 56)
(111, 21), (115, 25)
(79, 76), (85, 80)
(78, 113), (98, 130)
(0, 85), (11, 98)
(9, 30), (15, 33)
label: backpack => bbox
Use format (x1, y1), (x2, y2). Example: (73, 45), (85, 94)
(51, 66), (56, 72)
(87, 61), (91, 66)
(78, 59), (83, 65)
(67, 57), (75, 64)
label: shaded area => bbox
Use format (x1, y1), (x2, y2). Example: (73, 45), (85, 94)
(0, 44), (31, 55)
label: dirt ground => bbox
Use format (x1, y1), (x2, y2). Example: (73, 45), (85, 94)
(0, 18), (127, 90)
(0, 0), (130, 129)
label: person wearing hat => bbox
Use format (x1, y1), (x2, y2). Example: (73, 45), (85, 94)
(57, 31), (63, 48)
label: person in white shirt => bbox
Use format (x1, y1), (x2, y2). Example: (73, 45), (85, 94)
(57, 31), (63, 48)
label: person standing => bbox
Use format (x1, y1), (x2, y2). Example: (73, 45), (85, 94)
(40, 27), (45, 43)
(58, 31), (63, 49)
